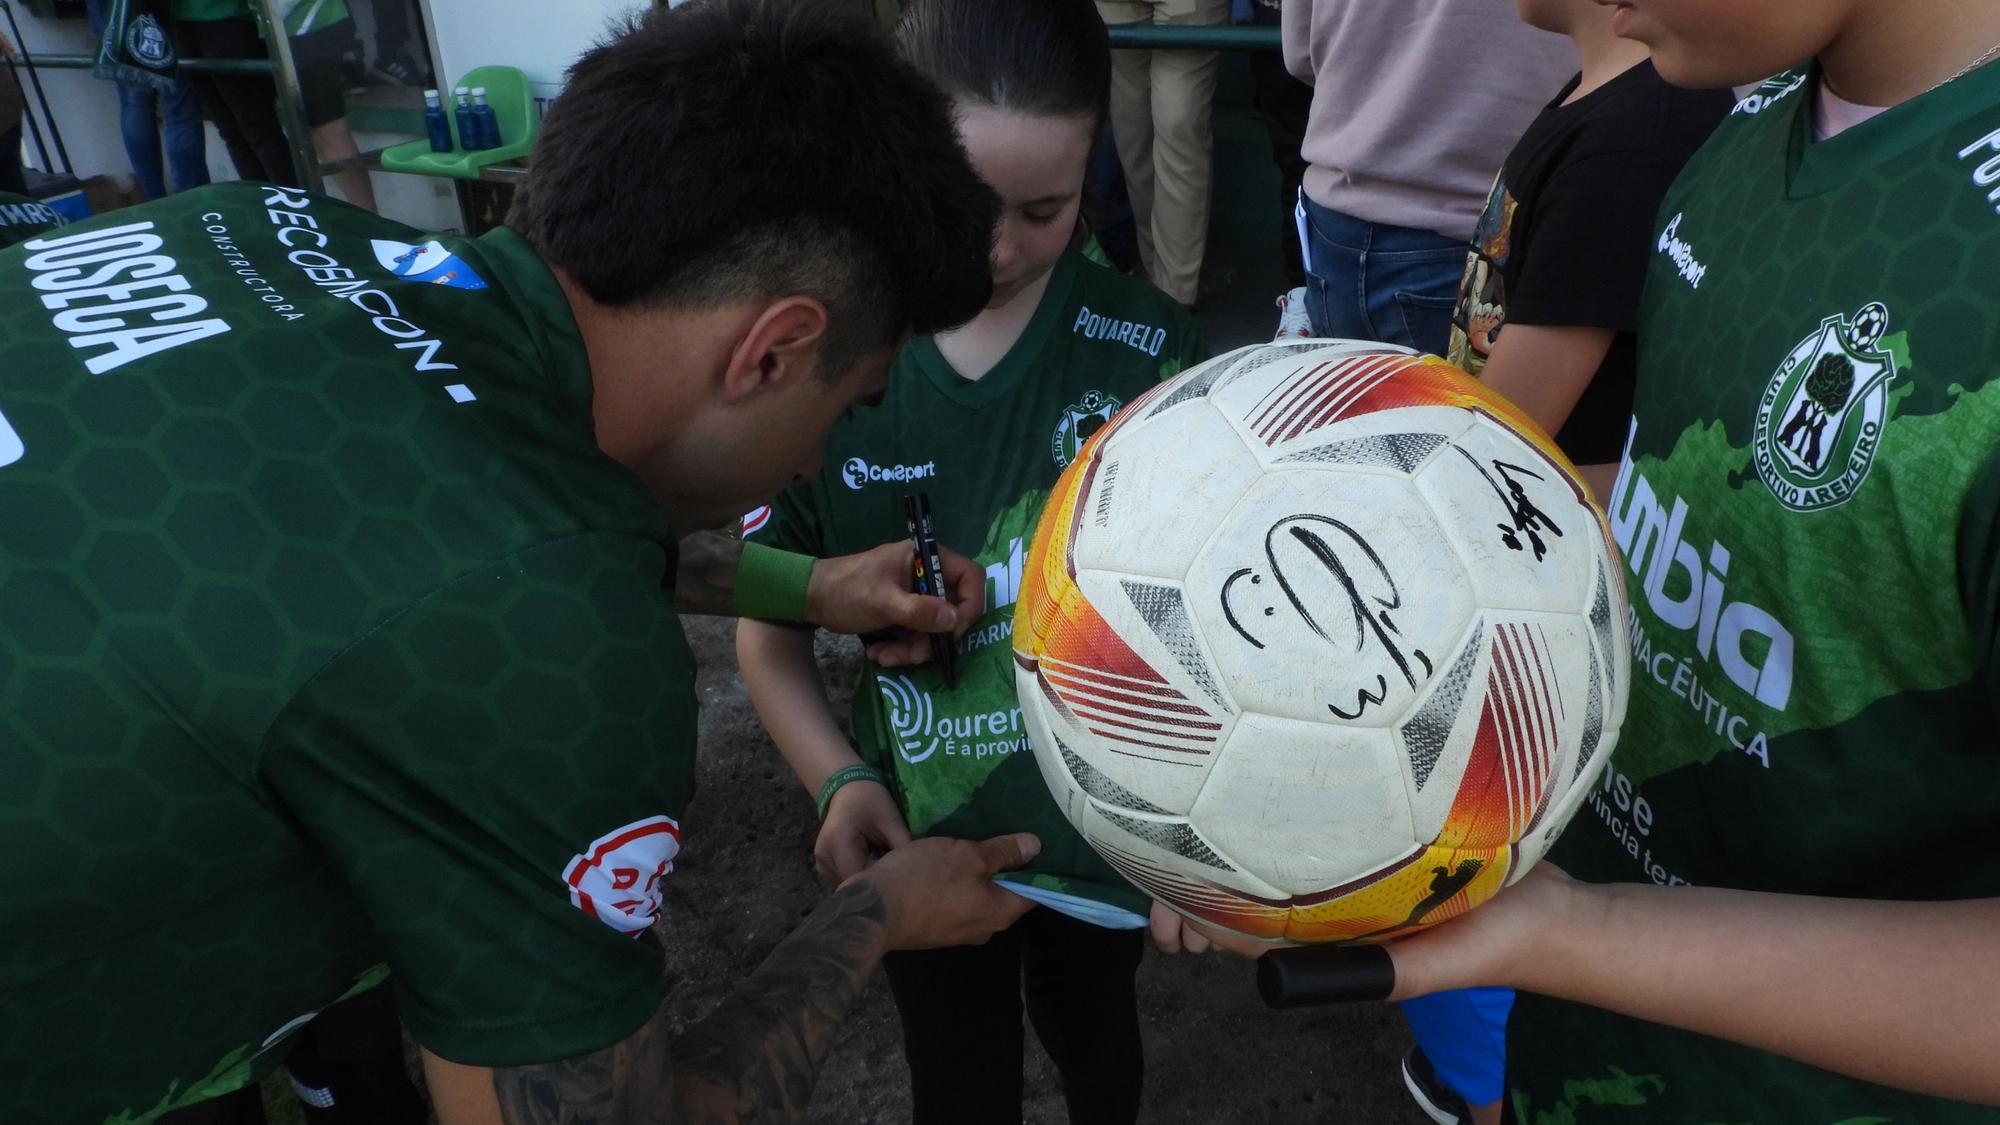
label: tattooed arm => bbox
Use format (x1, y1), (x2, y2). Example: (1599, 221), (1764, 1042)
(671, 531), (751, 618)
(423, 834), (1039, 1125)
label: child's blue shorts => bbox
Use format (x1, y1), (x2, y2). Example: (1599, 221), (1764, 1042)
(1401, 986), (1516, 1106)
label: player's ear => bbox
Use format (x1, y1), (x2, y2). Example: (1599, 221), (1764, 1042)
(721, 296), (830, 403)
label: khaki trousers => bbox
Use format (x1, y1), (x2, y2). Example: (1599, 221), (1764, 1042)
(1096, 0), (1228, 306)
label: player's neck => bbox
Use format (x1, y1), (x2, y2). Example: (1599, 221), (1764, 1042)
(1819, 0), (2000, 108)
(934, 268), (1051, 383)
(1565, 17), (1652, 105)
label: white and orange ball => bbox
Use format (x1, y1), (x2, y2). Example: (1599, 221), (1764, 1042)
(1012, 340), (1629, 944)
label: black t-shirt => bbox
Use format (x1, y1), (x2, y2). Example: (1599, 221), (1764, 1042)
(1448, 60), (1731, 463)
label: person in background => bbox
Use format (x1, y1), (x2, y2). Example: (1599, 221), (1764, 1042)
(172, 0), (295, 185)
(1245, 0), (1308, 290)
(1446, 1), (1731, 498)
(86, 0), (211, 200)
(273, 0), (378, 211)
(171, 0), (377, 211)
(1281, 0), (1570, 355)
(1094, 0), (1227, 308)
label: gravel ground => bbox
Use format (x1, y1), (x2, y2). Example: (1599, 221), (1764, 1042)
(661, 616), (1436, 1125)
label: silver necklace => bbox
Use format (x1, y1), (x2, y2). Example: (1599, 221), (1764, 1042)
(1929, 35), (2000, 93)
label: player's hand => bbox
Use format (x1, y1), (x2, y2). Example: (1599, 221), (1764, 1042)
(845, 833), (1040, 951)
(804, 540), (985, 664)
(815, 779), (911, 886)
(1149, 901), (1279, 957)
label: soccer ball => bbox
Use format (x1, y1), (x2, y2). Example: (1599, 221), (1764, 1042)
(1011, 340), (1629, 944)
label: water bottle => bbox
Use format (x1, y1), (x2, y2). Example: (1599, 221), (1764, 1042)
(453, 86), (481, 150)
(470, 86), (502, 151)
(423, 89), (452, 153)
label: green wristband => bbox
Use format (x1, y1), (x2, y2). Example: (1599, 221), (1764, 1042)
(732, 541), (815, 622)
(816, 764), (887, 820)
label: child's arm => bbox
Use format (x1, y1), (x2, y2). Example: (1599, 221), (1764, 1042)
(1472, 322), (1614, 447)
(738, 620), (911, 885)
(1199, 868), (2000, 1105)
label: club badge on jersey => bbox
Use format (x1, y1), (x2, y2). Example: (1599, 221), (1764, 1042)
(1752, 301), (1898, 512)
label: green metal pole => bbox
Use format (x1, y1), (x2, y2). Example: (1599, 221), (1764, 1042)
(1104, 25), (1281, 51)
(28, 53), (277, 73)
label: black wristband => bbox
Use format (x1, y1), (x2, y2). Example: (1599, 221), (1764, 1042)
(1255, 945), (1396, 1008)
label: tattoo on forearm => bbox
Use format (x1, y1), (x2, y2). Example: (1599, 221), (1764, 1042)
(672, 881), (888, 1122)
(491, 882), (889, 1125)
(674, 530), (744, 617)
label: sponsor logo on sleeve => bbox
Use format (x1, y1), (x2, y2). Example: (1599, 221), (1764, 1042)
(562, 814), (682, 935)
(741, 505), (772, 536)
(370, 238), (489, 290)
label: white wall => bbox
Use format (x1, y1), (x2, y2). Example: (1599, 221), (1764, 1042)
(425, 0), (645, 111)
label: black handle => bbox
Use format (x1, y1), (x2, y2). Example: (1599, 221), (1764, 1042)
(1256, 945), (1396, 1009)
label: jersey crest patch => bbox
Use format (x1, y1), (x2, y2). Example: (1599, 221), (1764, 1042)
(1052, 390), (1121, 468)
(563, 814), (681, 935)
(370, 238), (490, 290)
(1752, 302), (1897, 512)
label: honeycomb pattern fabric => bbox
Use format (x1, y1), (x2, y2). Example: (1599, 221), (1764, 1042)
(1509, 64), (2000, 1125)
(0, 183), (692, 1123)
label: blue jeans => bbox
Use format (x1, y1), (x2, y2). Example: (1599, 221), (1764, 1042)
(87, 0), (211, 199)
(116, 80), (210, 199)
(1298, 194), (1465, 356)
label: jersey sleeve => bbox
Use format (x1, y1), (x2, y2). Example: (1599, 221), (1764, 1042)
(259, 532), (697, 1066)
(742, 478), (826, 557)
(1961, 447), (2000, 701)
(1505, 151), (1684, 332)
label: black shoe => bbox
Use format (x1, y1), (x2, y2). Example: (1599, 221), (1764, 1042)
(370, 52), (431, 88)
(1401, 1045), (1473, 1125)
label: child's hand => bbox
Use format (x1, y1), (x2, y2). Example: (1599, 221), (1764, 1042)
(815, 779), (912, 885)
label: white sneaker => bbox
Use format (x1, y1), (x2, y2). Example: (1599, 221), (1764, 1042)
(1273, 286), (1314, 341)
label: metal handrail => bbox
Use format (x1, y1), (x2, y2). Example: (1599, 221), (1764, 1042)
(1106, 25), (1280, 51)
(23, 53), (276, 73)
(28, 25), (1281, 71)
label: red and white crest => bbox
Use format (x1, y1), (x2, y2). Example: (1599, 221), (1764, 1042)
(563, 814), (682, 935)
(741, 506), (772, 536)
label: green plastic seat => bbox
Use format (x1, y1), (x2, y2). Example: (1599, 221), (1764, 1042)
(379, 65), (538, 180)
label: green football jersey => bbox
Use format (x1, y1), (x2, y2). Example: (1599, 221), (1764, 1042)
(1507, 67), (2000, 1124)
(0, 191), (63, 248)
(748, 251), (1201, 923)
(0, 183), (697, 1123)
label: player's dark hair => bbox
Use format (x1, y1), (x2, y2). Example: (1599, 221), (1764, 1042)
(509, 0), (998, 377)
(895, 0), (1112, 129)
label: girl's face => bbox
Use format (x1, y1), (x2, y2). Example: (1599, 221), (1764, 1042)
(955, 104), (1097, 310)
